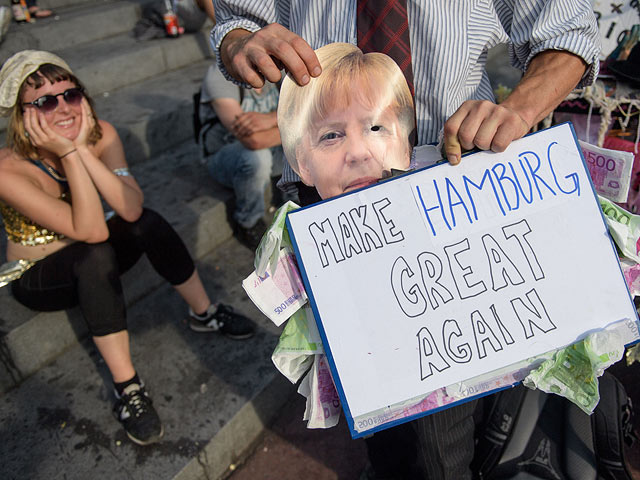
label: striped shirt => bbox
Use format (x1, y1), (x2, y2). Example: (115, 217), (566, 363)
(211, 0), (601, 186)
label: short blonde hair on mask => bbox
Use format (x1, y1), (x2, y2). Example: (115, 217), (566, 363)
(277, 42), (415, 175)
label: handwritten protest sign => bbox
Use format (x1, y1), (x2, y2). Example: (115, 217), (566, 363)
(286, 123), (639, 438)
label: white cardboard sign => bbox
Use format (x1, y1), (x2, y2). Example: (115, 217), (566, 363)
(286, 123), (638, 437)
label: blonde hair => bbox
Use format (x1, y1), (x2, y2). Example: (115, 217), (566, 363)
(277, 43), (414, 174)
(7, 63), (102, 160)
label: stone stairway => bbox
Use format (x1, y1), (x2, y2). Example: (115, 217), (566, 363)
(0, 2), (292, 479)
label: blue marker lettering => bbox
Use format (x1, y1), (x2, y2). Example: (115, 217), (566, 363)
(491, 162), (519, 211)
(546, 142), (580, 196)
(520, 150), (556, 200)
(445, 177), (473, 228)
(416, 180), (451, 236)
(463, 169), (506, 219)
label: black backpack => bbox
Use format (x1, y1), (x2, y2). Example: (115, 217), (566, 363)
(472, 371), (637, 480)
(192, 90), (216, 145)
(192, 88), (236, 158)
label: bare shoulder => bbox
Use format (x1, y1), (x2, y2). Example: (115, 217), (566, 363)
(98, 119), (118, 137)
(92, 119), (121, 155)
(96, 119), (119, 145)
(0, 149), (38, 201)
(0, 147), (24, 173)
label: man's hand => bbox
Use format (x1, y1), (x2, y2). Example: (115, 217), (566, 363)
(443, 101), (530, 165)
(220, 24), (322, 88)
(231, 111), (277, 138)
(443, 50), (588, 165)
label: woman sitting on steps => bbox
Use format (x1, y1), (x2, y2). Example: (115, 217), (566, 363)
(0, 50), (255, 446)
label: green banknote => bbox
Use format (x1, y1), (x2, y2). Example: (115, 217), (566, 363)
(599, 195), (640, 262)
(524, 329), (625, 414)
(255, 200), (299, 276)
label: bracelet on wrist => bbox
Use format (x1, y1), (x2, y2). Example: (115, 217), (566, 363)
(60, 148), (77, 159)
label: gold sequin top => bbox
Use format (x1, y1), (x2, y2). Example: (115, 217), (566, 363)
(0, 198), (67, 246)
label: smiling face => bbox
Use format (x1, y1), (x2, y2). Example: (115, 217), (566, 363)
(21, 77), (83, 141)
(297, 91), (411, 199)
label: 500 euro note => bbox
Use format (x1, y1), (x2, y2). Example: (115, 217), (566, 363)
(243, 248), (307, 326)
(580, 140), (634, 203)
(298, 354), (341, 429)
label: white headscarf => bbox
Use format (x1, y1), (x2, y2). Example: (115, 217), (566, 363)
(0, 50), (72, 116)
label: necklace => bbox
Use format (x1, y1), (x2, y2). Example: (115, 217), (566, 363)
(33, 158), (67, 183)
(42, 161), (67, 182)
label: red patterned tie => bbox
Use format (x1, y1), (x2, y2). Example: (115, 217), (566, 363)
(357, 0), (414, 96)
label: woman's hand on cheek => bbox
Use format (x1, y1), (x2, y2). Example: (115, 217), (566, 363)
(24, 107), (74, 157)
(73, 99), (94, 148)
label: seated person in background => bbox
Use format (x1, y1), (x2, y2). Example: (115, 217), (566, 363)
(277, 42), (415, 200)
(198, 62), (283, 249)
(175, 0), (215, 33)
(0, 50), (254, 446)
(25, 0), (53, 19)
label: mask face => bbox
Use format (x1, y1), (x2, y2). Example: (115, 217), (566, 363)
(298, 97), (410, 199)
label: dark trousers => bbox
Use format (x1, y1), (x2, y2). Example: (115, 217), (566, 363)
(12, 208), (195, 336)
(362, 400), (478, 480)
(412, 400), (478, 479)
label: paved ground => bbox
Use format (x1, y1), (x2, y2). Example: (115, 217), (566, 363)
(228, 359), (640, 480)
(227, 392), (369, 480)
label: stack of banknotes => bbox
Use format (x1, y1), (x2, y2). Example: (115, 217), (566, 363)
(580, 140), (634, 203)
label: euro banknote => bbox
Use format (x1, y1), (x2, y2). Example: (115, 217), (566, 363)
(580, 140), (634, 203)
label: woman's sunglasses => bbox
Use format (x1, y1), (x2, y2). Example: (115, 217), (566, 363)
(22, 87), (84, 113)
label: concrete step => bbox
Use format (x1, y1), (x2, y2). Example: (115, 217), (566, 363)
(93, 58), (212, 165)
(0, 138), (235, 394)
(39, 0), (109, 11)
(0, 236), (292, 480)
(0, 1), (143, 62)
(58, 29), (213, 97)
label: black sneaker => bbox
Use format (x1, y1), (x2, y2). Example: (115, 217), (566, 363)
(189, 303), (255, 339)
(235, 218), (268, 250)
(113, 383), (163, 446)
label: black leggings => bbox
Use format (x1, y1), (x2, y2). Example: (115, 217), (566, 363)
(11, 208), (195, 336)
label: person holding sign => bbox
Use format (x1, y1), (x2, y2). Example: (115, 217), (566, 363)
(277, 42), (414, 200)
(272, 43), (637, 479)
(213, 1), (600, 478)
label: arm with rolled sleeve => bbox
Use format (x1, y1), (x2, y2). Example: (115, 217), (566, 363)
(443, 0), (601, 164)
